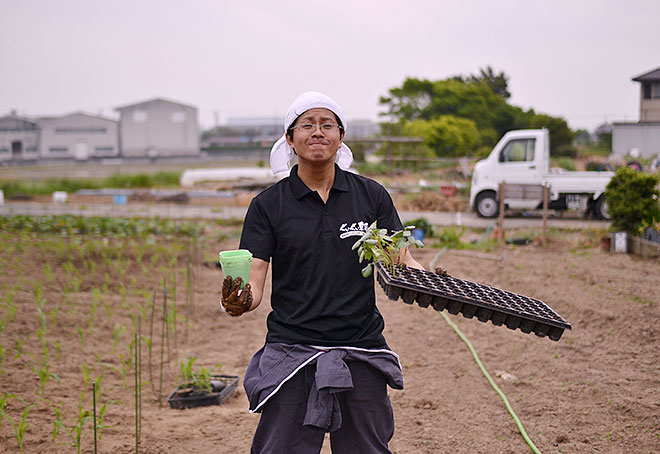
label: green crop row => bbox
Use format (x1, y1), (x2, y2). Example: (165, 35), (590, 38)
(0, 215), (202, 237)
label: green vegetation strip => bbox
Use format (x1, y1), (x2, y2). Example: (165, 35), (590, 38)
(0, 171), (181, 197)
(430, 252), (542, 454)
(0, 214), (201, 237)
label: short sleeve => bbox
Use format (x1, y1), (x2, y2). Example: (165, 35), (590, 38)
(376, 185), (403, 232)
(238, 197), (274, 262)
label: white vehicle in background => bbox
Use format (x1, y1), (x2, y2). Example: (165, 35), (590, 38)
(469, 129), (614, 220)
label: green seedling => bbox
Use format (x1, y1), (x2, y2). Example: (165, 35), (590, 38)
(37, 364), (60, 397)
(352, 221), (423, 278)
(178, 356), (223, 394)
(118, 349), (133, 389)
(76, 326), (85, 348)
(68, 403), (92, 454)
(52, 402), (65, 442)
(14, 338), (26, 361)
(0, 393), (35, 454)
(81, 362), (92, 386)
(42, 263), (55, 283)
(112, 324), (126, 353)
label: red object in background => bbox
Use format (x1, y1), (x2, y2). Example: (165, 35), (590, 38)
(440, 185), (456, 197)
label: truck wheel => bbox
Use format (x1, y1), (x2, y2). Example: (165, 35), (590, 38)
(475, 191), (499, 218)
(626, 160), (643, 171)
(594, 195), (610, 220)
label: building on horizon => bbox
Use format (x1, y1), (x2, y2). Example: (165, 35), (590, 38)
(612, 67), (660, 159)
(0, 112), (39, 163)
(37, 112), (119, 160)
(114, 98), (200, 158)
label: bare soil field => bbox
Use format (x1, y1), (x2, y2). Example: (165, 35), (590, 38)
(0, 226), (658, 454)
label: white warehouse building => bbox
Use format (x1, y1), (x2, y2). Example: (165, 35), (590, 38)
(115, 98), (200, 158)
(37, 112), (119, 160)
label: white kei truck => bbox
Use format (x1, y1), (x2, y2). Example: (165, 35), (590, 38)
(469, 129), (613, 220)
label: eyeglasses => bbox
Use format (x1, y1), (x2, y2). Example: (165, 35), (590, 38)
(289, 123), (343, 134)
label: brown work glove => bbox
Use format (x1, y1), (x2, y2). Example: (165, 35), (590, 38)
(221, 276), (253, 316)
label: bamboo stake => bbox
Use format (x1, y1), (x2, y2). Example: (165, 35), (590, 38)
(134, 330), (139, 454)
(93, 382), (98, 454)
(498, 182), (505, 244)
(137, 315), (142, 442)
(158, 283), (167, 409)
(172, 273), (178, 363)
(184, 242), (191, 343)
(542, 184), (549, 246)
(148, 290), (156, 397)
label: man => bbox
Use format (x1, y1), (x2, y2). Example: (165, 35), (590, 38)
(221, 91), (423, 453)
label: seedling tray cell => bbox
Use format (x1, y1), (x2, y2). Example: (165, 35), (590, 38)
(375, 263), (571, 341)
(168, 374), (239, 410)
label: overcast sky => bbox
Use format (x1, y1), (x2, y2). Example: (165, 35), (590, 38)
(1, 0), (658, 132)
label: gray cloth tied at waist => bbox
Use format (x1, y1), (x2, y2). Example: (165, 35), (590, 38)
(244, 343), (404, 432)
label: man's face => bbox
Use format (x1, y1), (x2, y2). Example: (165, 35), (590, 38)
(286, 108), (344, 167)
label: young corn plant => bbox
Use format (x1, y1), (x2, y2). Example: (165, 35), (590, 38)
(68, 399), (92, 454)
(0, 393), (35, 454)
(52, 402), (65, 443)
(352, 221), (423, 278)
(112, 324), (126, 353)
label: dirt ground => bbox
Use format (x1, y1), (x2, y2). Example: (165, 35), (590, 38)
(0, 227), (658, 454)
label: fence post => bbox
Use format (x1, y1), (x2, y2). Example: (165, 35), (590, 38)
(542, 184), (549, 246)
(498, 182), (505, 244)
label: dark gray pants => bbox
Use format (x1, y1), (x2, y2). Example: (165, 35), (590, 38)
(251, 361), (394, 454)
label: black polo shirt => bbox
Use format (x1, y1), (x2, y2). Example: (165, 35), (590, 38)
(239, 164), (403, 348)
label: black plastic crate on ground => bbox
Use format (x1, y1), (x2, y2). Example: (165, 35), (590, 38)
(168, 374), (239, 410)
(375, 263), (571, 341)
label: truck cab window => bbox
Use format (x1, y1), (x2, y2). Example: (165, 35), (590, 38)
(499, 139), (535, 163)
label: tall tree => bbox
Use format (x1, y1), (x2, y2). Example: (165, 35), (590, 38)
(468, 66), (511, 100)
(380, 71), (574, 156)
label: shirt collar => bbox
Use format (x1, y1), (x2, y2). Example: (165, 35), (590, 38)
(289, 164), (350, 200)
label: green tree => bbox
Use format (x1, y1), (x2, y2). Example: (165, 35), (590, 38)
(596, 131), (612, 150)
(467, 65), (511, 100)
(527, 113), (575, 157)
(402, 116), (480, 157)
(604, 167), (660, 234)
(380, 71), (574, 156)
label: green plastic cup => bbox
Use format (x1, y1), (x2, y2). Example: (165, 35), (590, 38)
(219, 249), (252, 288)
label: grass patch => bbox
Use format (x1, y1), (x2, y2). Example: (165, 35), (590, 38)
(0, 171), (182, 197)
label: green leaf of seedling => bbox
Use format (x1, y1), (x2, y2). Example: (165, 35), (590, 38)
(361, 264), (373, 278)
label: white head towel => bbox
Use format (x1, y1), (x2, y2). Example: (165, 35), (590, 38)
(270, 91), (353, 174)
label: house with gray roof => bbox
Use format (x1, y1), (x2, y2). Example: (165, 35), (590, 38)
(115, 98), (200, 158)
(612, 68), (660, 159)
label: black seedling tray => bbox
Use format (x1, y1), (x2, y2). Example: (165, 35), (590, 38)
(168, 375), (239, 410)
(375, 263), (571, 341)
